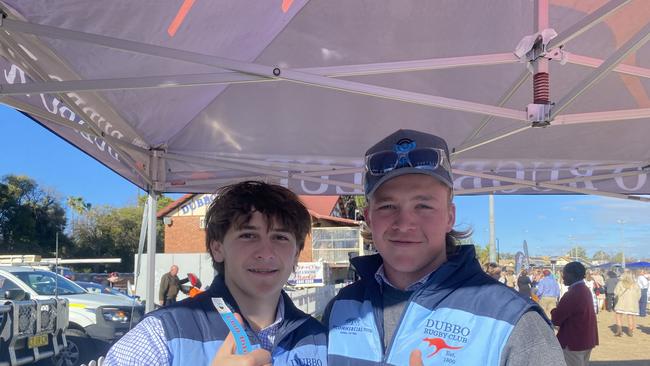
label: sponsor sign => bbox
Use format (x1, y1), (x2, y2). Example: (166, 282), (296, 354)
(288, 262), (325, 287)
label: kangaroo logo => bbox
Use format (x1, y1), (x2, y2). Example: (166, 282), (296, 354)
(422, 337), (463, 357)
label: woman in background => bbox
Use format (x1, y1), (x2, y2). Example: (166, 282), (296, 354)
(614, 270), (641, 337)
(518, 269), (532, 299)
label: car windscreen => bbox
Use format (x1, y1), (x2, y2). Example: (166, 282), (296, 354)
(13, 271), (87, 295)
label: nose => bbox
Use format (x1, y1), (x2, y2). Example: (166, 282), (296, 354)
(254, 237), (276, 260)
(391, 208), (416, 232)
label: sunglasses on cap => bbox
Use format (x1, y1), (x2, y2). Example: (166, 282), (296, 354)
(365, 147), (451, 176)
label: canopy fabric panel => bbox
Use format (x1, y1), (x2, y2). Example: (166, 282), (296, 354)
(1, 0), (650, 200)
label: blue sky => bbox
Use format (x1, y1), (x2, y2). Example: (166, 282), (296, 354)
(2, 105), (649, 260)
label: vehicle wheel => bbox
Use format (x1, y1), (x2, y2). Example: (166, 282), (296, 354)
(51, 329), (97, 366)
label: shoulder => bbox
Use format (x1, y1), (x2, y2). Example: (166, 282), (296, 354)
(333, 280), (370, 301)
(434, 272), (541, 325)
(149, 293), (228, 342)
(501, 311), (563, 365)
(105, 317), (170, 366)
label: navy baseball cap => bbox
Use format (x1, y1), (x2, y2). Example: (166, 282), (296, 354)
(364, 129), (453, 197)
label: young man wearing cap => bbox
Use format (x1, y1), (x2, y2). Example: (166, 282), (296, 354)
(323, 129), (565, 365)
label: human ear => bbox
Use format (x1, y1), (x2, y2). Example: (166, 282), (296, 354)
(210, 240), (225, 263)
(364, 206), (371, 226)
(447, 202), (456, 233)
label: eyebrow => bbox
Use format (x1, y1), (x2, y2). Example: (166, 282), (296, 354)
(373, 194), (436, 203)
(238, 224), (291, 233)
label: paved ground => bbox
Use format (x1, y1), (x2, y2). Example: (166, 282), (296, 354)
(589, 309), (650, 366)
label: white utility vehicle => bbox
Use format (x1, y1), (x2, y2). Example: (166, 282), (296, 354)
(0, 266), (143, 366)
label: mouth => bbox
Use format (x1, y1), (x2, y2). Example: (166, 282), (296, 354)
(247, 268), (279, 275)
(388, 240), (422, 246)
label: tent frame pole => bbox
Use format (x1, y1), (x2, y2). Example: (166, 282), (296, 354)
(145, 191), (157, 313)
(551, 21), (650, 119)
(0, 18), (527, 121)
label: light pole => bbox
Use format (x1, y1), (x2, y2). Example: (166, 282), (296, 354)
(568, 234), (576, 261)
(617, 219), (626, 269)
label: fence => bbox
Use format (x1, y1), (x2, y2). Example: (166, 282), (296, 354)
(286, 283), (346, 317)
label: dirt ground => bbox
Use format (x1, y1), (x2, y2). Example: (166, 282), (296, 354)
(588, 309), (650, 366)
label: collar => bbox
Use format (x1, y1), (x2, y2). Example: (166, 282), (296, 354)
(351, 245), (480, 294)
(569, 279), (584, 288)
(374, 264), (432, 292)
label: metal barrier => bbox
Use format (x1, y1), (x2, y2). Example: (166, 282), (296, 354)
(286, 283), (346, 317)
(0, 298), (68, 366)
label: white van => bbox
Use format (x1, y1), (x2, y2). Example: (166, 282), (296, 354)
(0, 266), (144, 366)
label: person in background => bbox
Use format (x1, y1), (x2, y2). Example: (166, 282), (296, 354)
(323, 129), (565, 366)
(504, 269), (517, 289)
(182, 273), (204, 298)
(637, 269), (648, 317)
(584, 270), (599, 314)
(613, 270), (641, 337)
(105, 181), (327, 365)
(551, 262), (598, 366)
(591, 269), (606, 311)
(518, 269), (533, 299)
(486, 262), (502, 281)
(535, 269), (561, 318)
(605, 271), (619, 312)
(159, 265), (186, 307)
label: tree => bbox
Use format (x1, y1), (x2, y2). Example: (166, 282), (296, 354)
(566, 246), (587, 259)
(70, 193), (174, 272)
(0, 175), (70, 255)
(592, 250), (610, 262)
(66, 196), (92, 233)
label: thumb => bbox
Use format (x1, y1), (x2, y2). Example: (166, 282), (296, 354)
(215, 331), (236, 359)
(233, 312), (244, 324)
(409, 349), (424, 366)
(247, 348), (272, 365)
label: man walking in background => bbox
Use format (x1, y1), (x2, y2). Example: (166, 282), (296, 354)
(536, 269), (561, 318)
(552, 262), (598, 366)
(159, 264), (182, 306)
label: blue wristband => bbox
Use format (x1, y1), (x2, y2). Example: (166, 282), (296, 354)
(212, 297), (260, 354)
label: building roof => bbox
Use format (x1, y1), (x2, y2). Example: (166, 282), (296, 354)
(298, 196), (339, 217)
(157, 193), (358, 226)
(156, 193), (194, 218)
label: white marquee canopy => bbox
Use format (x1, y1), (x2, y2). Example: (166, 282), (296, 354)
(1, 0), (649, 200)
(2, 0), (649, 310)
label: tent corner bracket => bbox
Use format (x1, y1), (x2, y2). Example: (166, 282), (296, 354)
(526, 103), (553, 127)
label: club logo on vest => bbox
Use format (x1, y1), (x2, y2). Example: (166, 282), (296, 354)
(289, 358), (323, 366)
(422, 319), (470, 348)
(335, 317), (374, 335)
(422, 337), (463, 357)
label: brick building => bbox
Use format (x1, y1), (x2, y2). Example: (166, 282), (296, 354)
(157, 194), (363, 281)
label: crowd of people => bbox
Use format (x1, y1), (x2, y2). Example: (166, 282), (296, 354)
(486, 262), (649, 365)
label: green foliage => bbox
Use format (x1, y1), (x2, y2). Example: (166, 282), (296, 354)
(592, 250), (610, 261)
(566, 246), (587, 259)
(0, 174), (175, 272)
(69, 193), (171, 272)
(0, 175), (70, 255)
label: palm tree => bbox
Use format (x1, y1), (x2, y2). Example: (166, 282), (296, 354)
(66, 196), (91, 233)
